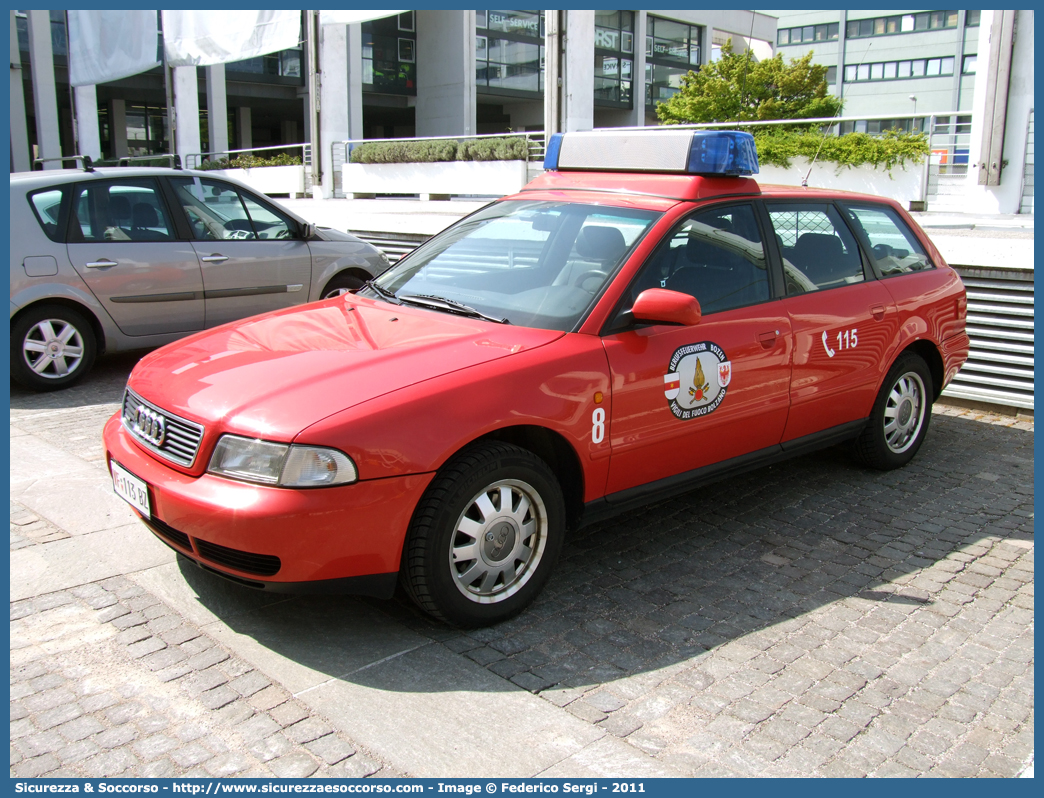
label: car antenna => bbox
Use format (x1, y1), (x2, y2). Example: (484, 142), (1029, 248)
(802, 40), (871, 187)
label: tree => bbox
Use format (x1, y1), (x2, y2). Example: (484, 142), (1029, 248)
(656, 40), (842, 125)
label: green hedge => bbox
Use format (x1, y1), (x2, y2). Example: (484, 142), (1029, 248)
(200, 153), (303, 170)
(751, 127), (929, 172)
(350, 136), (530, 164)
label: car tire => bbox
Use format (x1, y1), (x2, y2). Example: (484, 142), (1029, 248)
(855, 352), (933, 471)
(321, 272), (365, 299)
(11, 304), (97, 391)
(401, 441), (565, 627)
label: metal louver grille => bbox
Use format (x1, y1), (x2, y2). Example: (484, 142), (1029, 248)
(122, 389), (206, 467)
(944, 271), (1034, 410)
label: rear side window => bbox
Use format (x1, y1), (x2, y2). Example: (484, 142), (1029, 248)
(767, 203), (864, 294)
(842, 204), (934, 276)
(71, 179), (175, 243)
(28, 188), (67, 242)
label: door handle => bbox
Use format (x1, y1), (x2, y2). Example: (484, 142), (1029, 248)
(200, 254), (229, 263)
(871, 304), (886, 321)
(757, 330), (779, 349)
(84, 259), (118, 269)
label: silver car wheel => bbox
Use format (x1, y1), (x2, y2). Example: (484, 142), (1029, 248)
(449, 479), (548, 604)
(22, 318), (86, 380)
(883, 371), (926, 454)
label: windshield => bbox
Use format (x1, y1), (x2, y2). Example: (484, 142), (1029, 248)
(365, 200), (661, 331)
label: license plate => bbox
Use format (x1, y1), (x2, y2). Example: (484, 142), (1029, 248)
(111, 460), (151, 517)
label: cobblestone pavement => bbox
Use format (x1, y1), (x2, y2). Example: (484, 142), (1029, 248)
(10, 356), (1034, 778)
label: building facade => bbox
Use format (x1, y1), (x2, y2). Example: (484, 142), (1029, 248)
(10, 10), (775, 170)
(770, 9), (981, 133)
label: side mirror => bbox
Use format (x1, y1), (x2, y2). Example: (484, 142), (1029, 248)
(300, 221), (317, 240)
(631, 288), (701, 326)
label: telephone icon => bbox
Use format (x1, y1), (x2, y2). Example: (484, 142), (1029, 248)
(821, 330), (836, 358)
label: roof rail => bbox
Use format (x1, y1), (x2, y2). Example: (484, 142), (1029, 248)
(32, 155), (94, 172)
(115, 154), (182, 169)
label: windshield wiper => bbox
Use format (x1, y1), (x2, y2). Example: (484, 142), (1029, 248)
(398, 294), (509, 324)
(362, 279), (400, 303)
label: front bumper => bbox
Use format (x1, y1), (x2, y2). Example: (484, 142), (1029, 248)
(104, 413), (434, 591)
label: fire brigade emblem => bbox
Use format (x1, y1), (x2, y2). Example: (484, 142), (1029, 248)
(663, 341), (730, 420)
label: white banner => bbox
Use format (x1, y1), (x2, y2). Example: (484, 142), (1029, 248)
(67, 10), (160, 87)
(319, 10), (405, 26)
(162, 10), (302, 68)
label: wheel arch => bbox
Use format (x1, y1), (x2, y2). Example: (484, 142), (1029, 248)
(10, 297), (107, 355)
(901, 339), (944, 402)
(321, 267), (371, 298)
(465, 424), (586, 532)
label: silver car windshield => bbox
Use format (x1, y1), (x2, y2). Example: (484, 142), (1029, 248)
(369, 200), (661, 332)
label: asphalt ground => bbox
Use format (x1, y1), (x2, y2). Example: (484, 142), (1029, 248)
(10, 351), (1035, 778)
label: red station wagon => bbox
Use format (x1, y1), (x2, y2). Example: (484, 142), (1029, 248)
(104, 130), (970, 627)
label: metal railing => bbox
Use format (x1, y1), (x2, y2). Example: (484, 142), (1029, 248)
(183, 142), (312, 174)
(332, 131), (546, 199)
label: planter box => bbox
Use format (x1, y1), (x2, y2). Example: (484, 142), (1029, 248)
(757, 158), (926, 207)
(342, 159), (529, 200)
(207, 164), (306, 198)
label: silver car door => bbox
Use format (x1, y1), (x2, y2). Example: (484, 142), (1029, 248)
(169, 177), (312, 328)
(65, 178), (205, 336)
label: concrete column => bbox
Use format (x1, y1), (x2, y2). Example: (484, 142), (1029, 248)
(836, 12), (847, 101)
(627, 12), (647, 127)
(347, 24), (364, 142)
(563, 10), (594, 132)
(109, 99), (128, 158)
(416, 10), (476, 137)
(319, 22), (348, 198)
(26, 10), (61, 168)
(173, 66), (201, 161)
(74, 85), (102, 161)
(236, 107), (252, 149)
(10, 11), (31, 172)
(206, 64), (228, 157)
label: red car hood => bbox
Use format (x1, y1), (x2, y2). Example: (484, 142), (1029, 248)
(129, 295), (563, 440)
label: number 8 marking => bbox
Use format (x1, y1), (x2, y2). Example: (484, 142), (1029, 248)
(592, 407), (605, 444)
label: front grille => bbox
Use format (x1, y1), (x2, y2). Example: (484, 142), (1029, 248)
(142, 516), (192, 551)
(122, 389), (205, 467)
(194, 538), (282, 577)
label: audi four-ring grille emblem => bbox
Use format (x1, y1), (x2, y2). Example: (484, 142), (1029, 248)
(134, 406), (166, 446)
(122, 389), (205, 467)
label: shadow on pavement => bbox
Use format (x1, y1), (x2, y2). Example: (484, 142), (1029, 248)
(172, 410), (1033, 695)
(10, 350), (152, 410)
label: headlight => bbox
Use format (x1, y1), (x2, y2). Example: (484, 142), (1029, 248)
(207, 435), (358, 487)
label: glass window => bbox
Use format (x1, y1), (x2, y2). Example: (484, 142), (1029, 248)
(902, 15), (914, 32)
(941, 56), (954, 74)
(642, 205), (769, 315)
(871, 63), (884, 80)
(966, 10), (981, 27)
(883, 62), (897, 79)
(963, 54), (977, 74)
(911, 59), (926, 77)
(476, 10), (487, 28)
(767, 204), (864, 294)
(845, 64), (856, 82)
(398, 11), (414, 31)
(914, 13), (929, 30)
(28, 188), (66, 242)
(842, 204), (933, 276)
(171, 178), (295, 242)
(778, 29), (790, 46)
(857, 64), (870, 81)
(874, 18), (886, 35)
(73, 180), (174, 243)
(373, 200), (660, 332)
(398, 38), (415, 62)
(486, 10), (540, 36)
(826, 65), (837, 84)
(926, 58), (941, 76)
(898, 60), (912, 78)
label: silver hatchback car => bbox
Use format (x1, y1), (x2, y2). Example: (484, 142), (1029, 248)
(10, 165), (390, 390)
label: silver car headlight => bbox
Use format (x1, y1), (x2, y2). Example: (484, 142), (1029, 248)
(207, 435), (358, 487)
